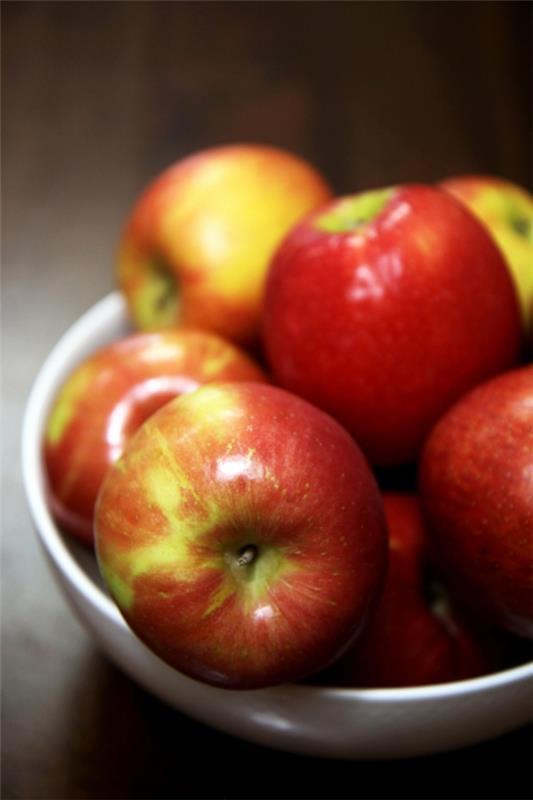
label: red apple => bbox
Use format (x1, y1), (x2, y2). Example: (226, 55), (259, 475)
(95, 382), (388, 690)
(419, 366), (533, 638)
(441, 175), (533, 331)
(263, 184), (522, 465)
(117, 144), (332, 346)
(315, 494), (502, 688)
(44, 330), (266, 546)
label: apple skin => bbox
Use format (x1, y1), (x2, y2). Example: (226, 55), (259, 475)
(314, 494), (501, 688)
(95, 382), (388, 690)
(117, 144), (332, 346)
(262, 184), (523, 466)
(44, 330), (266, 546)
(441, 175), (533, 331)
(419, 366), (533, 638)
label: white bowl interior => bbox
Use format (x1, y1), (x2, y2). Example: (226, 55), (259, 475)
(21, 291), (533, 760)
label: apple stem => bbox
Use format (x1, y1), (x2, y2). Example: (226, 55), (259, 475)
(236, 545), (258, 567)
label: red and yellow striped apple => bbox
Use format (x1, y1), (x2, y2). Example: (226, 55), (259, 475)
(441, 175), (533, 331)
(117, 144), (332, 346)
(95, 382), (388, 689)
(316, 494), (502, 688)
(44, 330), (266, 546)
(419, 366), (533, 638)
(263, 184), (523, 466)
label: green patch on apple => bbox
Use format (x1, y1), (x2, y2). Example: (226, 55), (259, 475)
(316, 187), (394, 233)
(100, 561), (134, 611)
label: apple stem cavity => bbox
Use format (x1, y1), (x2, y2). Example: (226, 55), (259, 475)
(135, 256), (180, 329)
(153, 258), (178, 313)
(236, 544), (258, 567)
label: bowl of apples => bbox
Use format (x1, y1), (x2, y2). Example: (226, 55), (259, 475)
(22, 145), (533, 759)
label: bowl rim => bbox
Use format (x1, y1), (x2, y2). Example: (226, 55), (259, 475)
(21, 290), (533, 701)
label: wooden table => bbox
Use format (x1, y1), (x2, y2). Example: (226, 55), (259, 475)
(3, 3), (532, 798)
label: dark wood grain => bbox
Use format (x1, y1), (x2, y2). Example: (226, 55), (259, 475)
(2, 2), (532, 799)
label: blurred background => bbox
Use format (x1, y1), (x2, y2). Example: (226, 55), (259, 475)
(2, 2), (532, 799)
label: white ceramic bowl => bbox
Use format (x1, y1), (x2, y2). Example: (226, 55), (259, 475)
(22, 292), (533, 760)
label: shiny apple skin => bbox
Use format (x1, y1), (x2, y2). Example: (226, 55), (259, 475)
(95, 382), (388, 690)
(44, 330), (266, 546)
(419, 366), (533, 638)
(118, 144), (332, 346)
(263, 184), (523, 466)
(315, 494), (500, 688)
(441, 175), (533, 330)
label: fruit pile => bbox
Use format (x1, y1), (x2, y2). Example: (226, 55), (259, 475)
(43, 144), (533, 691)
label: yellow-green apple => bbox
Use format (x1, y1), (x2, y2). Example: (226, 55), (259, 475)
(314, 494), (502, 688)
(419, 366), (533, 638)
(441, 175), (533, 330)
(44, 330), (266, 546)
(95, 382), (388, 689)
(263, 184), (523, 466)
(117, 144), (332, 346)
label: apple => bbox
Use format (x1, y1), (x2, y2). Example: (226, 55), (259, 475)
(419, 365), (533, 638)
(95, 382), (388, 689)
(44, 329), (266, 546)
(441, 175), (533, 330)
(117, 144), (332, 346)
(262, 184), (523, 466)
(314, 494), (502, 688)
